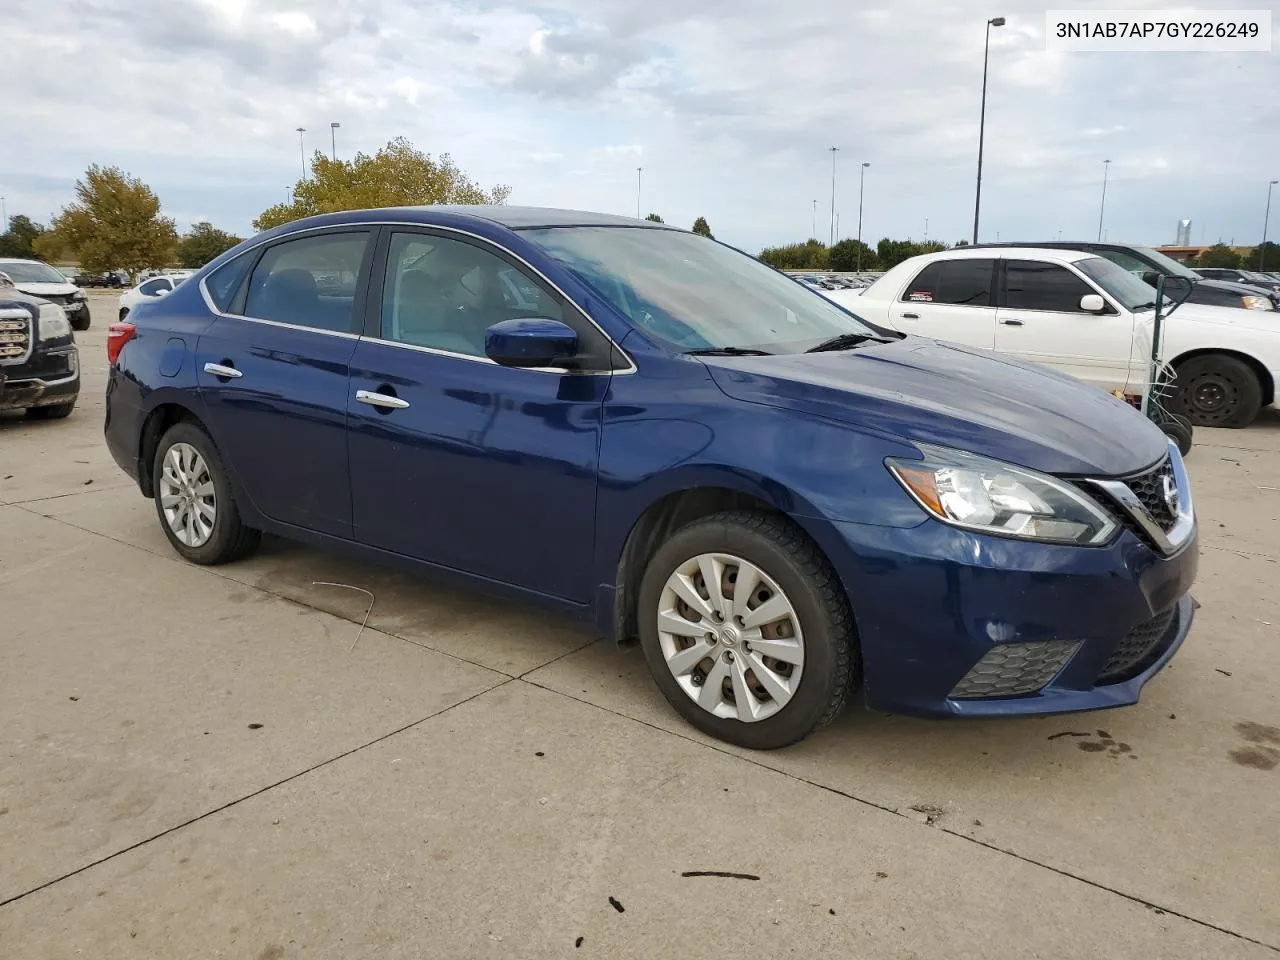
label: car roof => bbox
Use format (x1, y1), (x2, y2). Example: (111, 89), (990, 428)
(905, 246), (1096, 264)
(287, 205), (679, 231)
(967, 241), (1141, 253)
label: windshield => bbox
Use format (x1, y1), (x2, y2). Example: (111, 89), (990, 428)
(0, 260), (68, 283)
(1130, 246), (1200, 280)
(1074, 256), (1165, 310)
(521, 227), (877, 352)
(1241, 270), (1276, 283)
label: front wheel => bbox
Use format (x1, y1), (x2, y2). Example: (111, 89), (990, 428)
(152, 422), (261, 565)
(71, 309), (91, 331)
(1169, 354), (1263, 428)
(637, 511), (858, 750)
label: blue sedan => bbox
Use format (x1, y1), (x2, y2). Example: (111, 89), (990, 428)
(103, 207), (1198, 749)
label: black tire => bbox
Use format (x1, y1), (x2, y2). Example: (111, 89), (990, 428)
(1170, 354), (1263, 428)
(1160, 419), (1193, 457)
(71, 309), (91, 331)
(152, 421), (261, 565)
(25, 401), (76, 420)
(636, 510), (858, 750)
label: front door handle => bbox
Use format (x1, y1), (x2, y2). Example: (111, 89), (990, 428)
(356, 389), (410, 410)
(203, 362), (243, 379)
(900, 312), (919, 320)
(999, 318), (1024, 326)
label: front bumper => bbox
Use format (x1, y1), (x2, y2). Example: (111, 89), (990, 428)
(0, 346), (80, 411)
(827, 516), (1198, 719)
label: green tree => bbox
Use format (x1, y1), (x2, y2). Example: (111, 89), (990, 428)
(37, 166), (177, 280)
(1198, 243), (1242, 268)
(829, 239), (877, 272)
(645, 213), (665, 223)
(254, 137), (511, 232)
(691, 216), (713, 238)
(0, 215), (47, 259)
(759, 239), (829, 270)
(1255, 240), (1280, 271)
(877, 237), (940, 271)
(178, 222), (244, 268)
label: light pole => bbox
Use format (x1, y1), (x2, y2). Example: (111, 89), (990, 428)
(1261, 179), (1279, 271)
(972, 16), (1006, 245)
(0, 196), (6, 227)
(856, 162), (870, 272)
(828, 147), (839, 248)
(1097, 159), (1111, 242)
(330, 122), (341, 162)
(924, 218), (929, 242)
(636, 167), (642, 219)
(812, 200), (817, 240)
(295, 127), (307, 180)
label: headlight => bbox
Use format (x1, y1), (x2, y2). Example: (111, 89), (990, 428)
(72, 290), (88, 302)
(37, 303), (71, 341)
(1241, 296), (1274, 311)
(886, 444), (1118, 545)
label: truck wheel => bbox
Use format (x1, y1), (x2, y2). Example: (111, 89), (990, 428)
(152, 421), (261, 565)
(636, 510), (858, 750)
(71, 311), (91, 331)
(26, 401), (76, 420)
(1170, 354), (1263, 428)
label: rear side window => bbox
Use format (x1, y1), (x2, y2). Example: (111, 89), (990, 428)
(205, 253), (255, 312)
(1004, 261), (1095, 313)
(243, 232), (370, 332)
(138, 278), (170, 296)
(901, 259), (993, 306)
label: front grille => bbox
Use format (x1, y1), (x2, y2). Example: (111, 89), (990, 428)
(1098, 607), (1176, 683)
(949, 640), (1081, 699)
(0, 307), (33, 364)
(1093, 456), (1178, 544)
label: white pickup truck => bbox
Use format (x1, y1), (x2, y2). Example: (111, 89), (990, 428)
(835, 246), (1280, 428)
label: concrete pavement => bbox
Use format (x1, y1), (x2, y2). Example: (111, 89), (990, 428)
(2, 292), (1276, 957)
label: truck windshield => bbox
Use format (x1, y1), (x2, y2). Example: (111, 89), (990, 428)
(521, 226), (879, 353)
(1132, 246), (1201, 280)
(1075, 256), (1165, 310)
(0, 261), (68, 283)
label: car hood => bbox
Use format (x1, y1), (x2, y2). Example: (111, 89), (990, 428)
(1170, 300), (1280, 333)
(705, 337), (1167, 477)
(13, 281), (79, 297)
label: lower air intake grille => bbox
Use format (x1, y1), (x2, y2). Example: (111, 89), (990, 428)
(949, 640), (1081, 699)
(1098, 608), (1176, 683)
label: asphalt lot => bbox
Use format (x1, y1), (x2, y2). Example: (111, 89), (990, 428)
(2, 289), (1278, 958)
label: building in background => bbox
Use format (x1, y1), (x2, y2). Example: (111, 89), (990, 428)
(1175, 220), (1192, 246)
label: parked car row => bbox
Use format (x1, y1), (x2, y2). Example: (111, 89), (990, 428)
(0, 258), (92, 330)
(102, 206), (1197, 749)
(0, 273), (80, 419)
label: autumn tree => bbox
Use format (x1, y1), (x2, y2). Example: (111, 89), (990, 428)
(645, 213), (665, 223)
(254, 137), (512, 232)
(36, 166), (177, 280)
(178, 222), (244, 268)
(0, 215), (47, 259)
(1198, 243), (1242, 269)
(691, 216), (713, 238)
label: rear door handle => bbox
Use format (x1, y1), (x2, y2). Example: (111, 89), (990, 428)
(356, 389), (410, 410)
(999, 318), (1024, 327)
(203, 362), (242, 379)
(900, 312), (919, 320)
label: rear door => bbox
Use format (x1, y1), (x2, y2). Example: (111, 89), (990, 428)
(886, 258), (996, 348)
(994, 259), (1134, 393)
(195, 228), (373, 538)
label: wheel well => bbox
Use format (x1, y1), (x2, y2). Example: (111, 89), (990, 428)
(612, 487), (795, 646)
(1172, 348), (1274, 407)
(137, 404), (202, 496)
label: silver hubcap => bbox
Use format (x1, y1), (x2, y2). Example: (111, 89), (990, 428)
(159, 442), (216, 547)
(657, 552), (804, 723)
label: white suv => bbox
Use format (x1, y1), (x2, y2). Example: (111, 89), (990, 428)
(840, 247), (1280, 428)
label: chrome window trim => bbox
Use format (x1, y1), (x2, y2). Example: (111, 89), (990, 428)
(198, 220), (637, 376)
(1085, 439), (1195, 557)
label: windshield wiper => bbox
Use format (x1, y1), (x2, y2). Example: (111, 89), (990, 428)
(684, 346), (775, 356)
(804, 333), (884, 353)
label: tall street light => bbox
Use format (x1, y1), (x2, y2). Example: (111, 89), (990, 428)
(829, 146), (840, 248)
(1261, 179), (1279, 271)
(330, 122), (341, 162)
(971, 15), (1006, 245)
(295, 127), (307, 180)
(636, 167), (643, 219)
(812, 200), (817, 240)
(1097, 159), (1112, 242)
(856, 162), (870, 272)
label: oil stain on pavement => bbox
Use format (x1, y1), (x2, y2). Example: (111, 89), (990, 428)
(1228, 721), (1280, 770)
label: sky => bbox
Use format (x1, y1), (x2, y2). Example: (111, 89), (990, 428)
(3, 0), (1278, 254)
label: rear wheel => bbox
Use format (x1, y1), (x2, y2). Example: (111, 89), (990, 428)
(1170, 354), (1263, 428)
(152, 422), (260, 565)
(637, 510), (858, 750)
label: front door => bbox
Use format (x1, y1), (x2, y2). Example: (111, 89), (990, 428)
(346, 229), (619, 602)
(195, 229), (372, 538)
(994, 259), (1134, 394)
(885, 257), (997, 348)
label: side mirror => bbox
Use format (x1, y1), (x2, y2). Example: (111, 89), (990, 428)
(1142, 271), (1161, 286)
(484, 317), (578, 368)
(1080, 294), (1106, 312)
(154, 287), (171, 298)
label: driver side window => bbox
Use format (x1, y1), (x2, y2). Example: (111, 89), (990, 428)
(380, 232), (566, 358)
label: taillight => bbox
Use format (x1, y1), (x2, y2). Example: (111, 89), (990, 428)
(107, 321), (136, 365)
